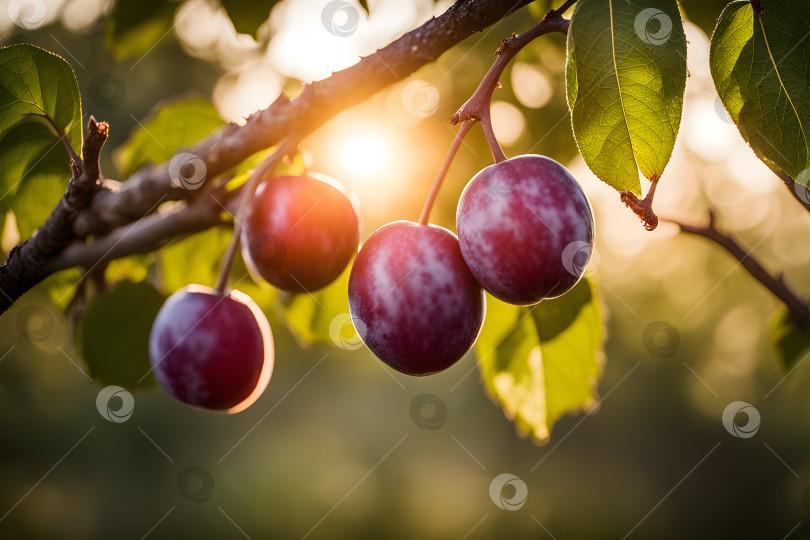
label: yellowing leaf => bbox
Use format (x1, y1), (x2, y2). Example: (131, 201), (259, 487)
(476, 279), (603, 442)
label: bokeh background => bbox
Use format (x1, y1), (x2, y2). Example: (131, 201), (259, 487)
(2, 0), (810, 538)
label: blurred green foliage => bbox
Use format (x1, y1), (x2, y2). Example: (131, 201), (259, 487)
(114, 96), (223, 177)
(75, 280), (164, 388)
(1, 1), (809, 539)
(105, 0), (177, 61)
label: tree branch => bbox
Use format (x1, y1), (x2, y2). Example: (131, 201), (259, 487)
(665, 212), (810, 337)
(0, 117), (108, 312)
(72, 0), (536, 238)
(0, 0), (539, 313)
(43, 192), (227, 272)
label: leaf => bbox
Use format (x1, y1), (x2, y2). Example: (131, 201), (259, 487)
(114, 97), (223, 177)
(280, 260), (353, 346)
(157, 226), (231, 294)
(38, 268), (83, 310)
(0, 122), (71, 239)
(0, 44), (82, 154)
(75, 280), (166, 388)
(105, 0), (177, 61)
(710, 0), (810, 180)
(219, 0), (280, 37)
(358, 0), (369, 15)
(566, 0), (687, 195)
(529, 0), (553, 19)
(105, 255), (154, 284)
(771, 310), (810, 369)
(476, 279), (603, 442)
(0, 45), (82, 240)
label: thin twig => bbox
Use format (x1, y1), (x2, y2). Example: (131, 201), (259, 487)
(45, 115), (81, 165)
(665, 212), (810, 337)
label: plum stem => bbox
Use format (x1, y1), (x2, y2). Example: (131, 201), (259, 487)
(214, 136), (299, 294)
(450, 2), (573, 153)
(419, 120), (473, 225)
(418, 0), (574, 225)
(480, 112), (507, 163)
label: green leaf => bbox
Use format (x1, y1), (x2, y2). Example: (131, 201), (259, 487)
(529, 0), (553, 19)
(158, 227), (231, 294)
(771, 310), (810, 369)
(219, 0), (280, 37)
(280, 260), (354, 346)
(0, 44), (82, 240)
(38, 268), (83, 310)
(105, 255), (154, 284)
(710, 0), (810, 180)
(114, 97), (223, 177)
(476, 279), (603, 442)
(566, 0), (686, 195)
(105, 0), (178, 61)
(0, 44), (82, 154)
(75, 280), (166, 388)
(0, 122), (71, 239)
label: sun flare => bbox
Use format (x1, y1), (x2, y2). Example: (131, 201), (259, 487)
(338, 133), (387, 177)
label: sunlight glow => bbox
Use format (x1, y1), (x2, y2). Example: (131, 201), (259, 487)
(338, 132), (387, 177)
(491, 100), (526, 146)
(683, 97), (737, 161)
(310, 109), (430, 225)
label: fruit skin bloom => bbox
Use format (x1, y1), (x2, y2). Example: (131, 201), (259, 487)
(456, 154), (594, 305)
(348, 221), (485, 376)
(149, 285), (274, 412)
